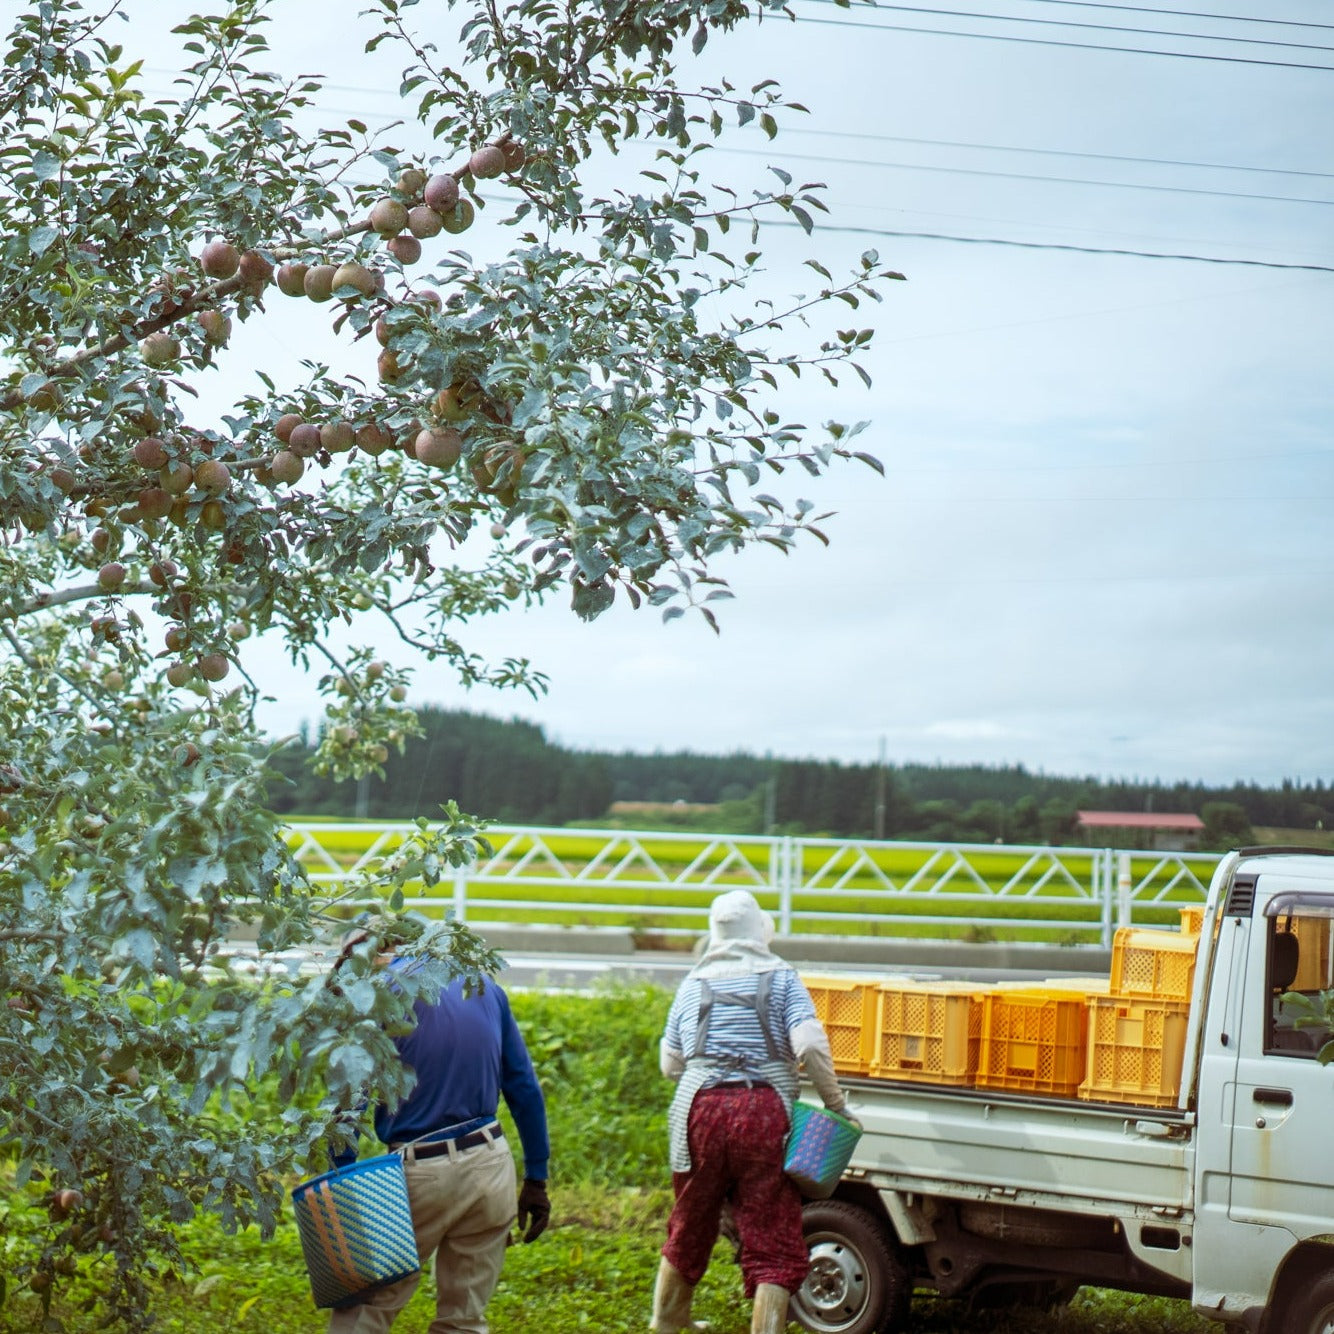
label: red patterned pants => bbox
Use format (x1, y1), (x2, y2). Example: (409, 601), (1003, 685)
(663, 1084), (809, 1296)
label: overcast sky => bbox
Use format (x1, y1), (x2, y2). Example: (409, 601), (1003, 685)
(120, 0), (1334, 787)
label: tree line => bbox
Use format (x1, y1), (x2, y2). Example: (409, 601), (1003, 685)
(267, 707), (1332, 847)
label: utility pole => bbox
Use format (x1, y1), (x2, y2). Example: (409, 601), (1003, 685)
(874, 734), (886, 840)
(763, 749), (777, 835)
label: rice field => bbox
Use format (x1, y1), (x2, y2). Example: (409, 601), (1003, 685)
(286, 821), (1219, 945)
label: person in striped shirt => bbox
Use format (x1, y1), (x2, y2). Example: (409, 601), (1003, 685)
(649, 890), (854, 1334)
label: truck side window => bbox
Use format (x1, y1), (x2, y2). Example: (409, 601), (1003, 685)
(1265, 911), (1334, 1058)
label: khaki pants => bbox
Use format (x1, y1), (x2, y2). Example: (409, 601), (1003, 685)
(327, 1133), (517, 1334)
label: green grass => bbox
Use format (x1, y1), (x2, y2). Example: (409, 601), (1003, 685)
(0, 987), (1229, 1333)
(0, 1195), (1227, 1334)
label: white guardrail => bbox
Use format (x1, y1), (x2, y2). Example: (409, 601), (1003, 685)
(286, 823), (1220, 949)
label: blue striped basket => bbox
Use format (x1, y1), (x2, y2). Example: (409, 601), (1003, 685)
(784, 1102), (863, 1200)
(291, 1155), (420, 1309)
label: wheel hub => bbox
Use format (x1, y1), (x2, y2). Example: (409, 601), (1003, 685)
(796, 1238), (868, 1330)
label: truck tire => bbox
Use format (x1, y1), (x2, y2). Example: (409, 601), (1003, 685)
(1284, 1272), (1334, 1334)
(792, 1200), (911, 1334)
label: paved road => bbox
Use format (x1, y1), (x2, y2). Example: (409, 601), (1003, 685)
(495, 951), (1092, 992)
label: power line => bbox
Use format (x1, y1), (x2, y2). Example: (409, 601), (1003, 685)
(795, 0), (1334, 53)
(761, 127), (1334, 183)
(719, 143), (1334, 208)
(761, 217), (1334, 272)
(792, 11), (1334, 71)
(986, 0), (1334, 34)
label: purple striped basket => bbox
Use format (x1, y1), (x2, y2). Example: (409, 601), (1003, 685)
(291, 1154), (420, 1309)
(784, 1102), (862, 1199)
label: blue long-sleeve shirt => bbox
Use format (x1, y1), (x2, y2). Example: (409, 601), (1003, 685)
(334, 973), (550, 1180)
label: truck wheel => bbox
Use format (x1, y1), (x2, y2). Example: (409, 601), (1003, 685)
(792, 1200), (911, 1334)
(1285, 1272), (1334, 1334)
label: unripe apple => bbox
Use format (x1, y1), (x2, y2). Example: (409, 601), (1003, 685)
(441, 200), (476, 235)
(169, 497), (190, 527)
(102, 669), (125, 691)
(229, 619), (250, 640)
(287, 423), (322, 457)
(275, 262), (309, 296)
(133, 437), (169, 469)
(377, 349), (403, 384)
(164, 624), (189, 653)
(468, 144), (506, 179)
(137, 487), (172, 520)
(160, 462), (193, 495)
(174, 741), (201, 767)
(333, 262), (377, 298)
(424, 173), (459, 213)
(149, 559), (178, 587)
(489, 521), (506, 539)
(432, 386), (469, 422)
(192, 459), (230, 495)
(269, 449), (304, 484)
(366, 660), (386, 680)
(198, 653), (229, 682)
(390, 684), (407, 702)
(238, 250), (272, 289)
(321, 422), (356, 454)
(369, 744), (390, 764)
(97, 562), (125, 592)
(386, 234), (422, 266)
(355, 423), (394, 456)
(166, 661), (193, 687)
(369, 198), (409, 238)
(199, 240), (240, 279)
(139, 331), (180, 366)
(199, 499), (226, 530)
(275, 412), (303, 442)
(374, 316), (393, 347)
(398, 167), (428, 199)
(90, 527), (111, 554)
(304, 264), (337, 302)
(49, 466), (76, 493)
(196, 309), (231, 345)
(407, 206), (444, 239)
(415, 427), (463, 469)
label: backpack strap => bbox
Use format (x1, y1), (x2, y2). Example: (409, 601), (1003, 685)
(692, 971), (781, 1061)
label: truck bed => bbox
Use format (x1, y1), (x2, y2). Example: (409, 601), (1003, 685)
(842, 1075), (1193, 1221)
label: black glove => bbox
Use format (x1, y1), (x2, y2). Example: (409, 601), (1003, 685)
(516, 1178), (550, 1243)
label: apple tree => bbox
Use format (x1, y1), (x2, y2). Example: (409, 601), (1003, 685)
(0, 0), (893, 1323)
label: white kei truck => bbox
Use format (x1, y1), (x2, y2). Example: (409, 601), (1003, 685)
(789, 847), (1334, 1334)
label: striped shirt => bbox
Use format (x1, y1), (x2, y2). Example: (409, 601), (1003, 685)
(663, 967), (817, 1172)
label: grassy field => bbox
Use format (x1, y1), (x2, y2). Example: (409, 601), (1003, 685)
(0, 1189), (1227, 1334)
(0, 986), (1233, 1333)
(288, 821), (1219, 944)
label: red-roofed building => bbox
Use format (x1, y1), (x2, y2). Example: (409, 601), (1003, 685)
(1076, 810), (1205, 851)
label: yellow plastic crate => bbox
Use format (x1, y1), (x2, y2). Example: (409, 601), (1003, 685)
(1110, 923), (1201, 1000)
(1291, 916), (1333, 991)
(1079, 995), (1191, 1107)
(976, 989), (1089, 1098)
(801, 975), (881, 1075)
(871, 982), (984, 1086)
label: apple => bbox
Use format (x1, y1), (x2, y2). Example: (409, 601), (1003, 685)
(197, 653), (229, 682)
(414, 427), (463, 469)
(441, 200), (475, 234)
(139, 332), (180, 366)
(423, 173), (459, 212)
(398, 167), (428, 198)
(501, 139), (526, 172)
(407, 206), (443, 239)
(159, 462), (193, 495)
(386, 234), (422, 266)
(197, 309), (230, 345)
(468, 144), (506, 179)
(332, 262), (377, 298)
(137, 487), (172, 520)
(320, 422), (356, 454)
(303, 264), (337, 302)
(238, 250), (272, 290)
(369, 198), (409, 238)
(269, 449), (304, 484)
(287, 423), (322, 457)
(275, 262), (309, 296)
(96, 562), (125, 592)
(355, 423), (394, 456)
(275, 412), (303, 442)
(199, 240), (239, 279)
(192, 459), (230, 495)
(133, 437), (169, 469)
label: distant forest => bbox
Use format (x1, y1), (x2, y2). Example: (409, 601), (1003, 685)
(264, 708), (1333, 849)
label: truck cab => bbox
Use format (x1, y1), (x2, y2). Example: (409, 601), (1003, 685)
(792, 848), (1334, 1334)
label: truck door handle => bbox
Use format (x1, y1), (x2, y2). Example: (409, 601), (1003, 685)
(1253, 1087), (1293, 1107)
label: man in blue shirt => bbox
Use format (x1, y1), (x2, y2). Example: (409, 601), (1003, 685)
(328, 967), (550, 1334)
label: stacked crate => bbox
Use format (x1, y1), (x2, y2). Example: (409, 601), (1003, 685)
(1077, 907), (1202, 1108)
(802, 975), (882, 1076)
(870, 982), (985, 1086)
(798, 901), (1209, 1108)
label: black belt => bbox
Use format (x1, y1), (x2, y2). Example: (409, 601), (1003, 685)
(404, 1124), (503, 1159)
(708, 1080), (763, 1090)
